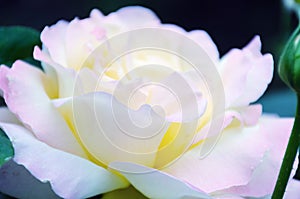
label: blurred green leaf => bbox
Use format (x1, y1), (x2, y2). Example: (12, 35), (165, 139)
(0, 129), (13, 167)
(0, 26), (41, 68)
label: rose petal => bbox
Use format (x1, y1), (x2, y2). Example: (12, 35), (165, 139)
(216, 117), (294, 197)
(192, 104), (262, 147)
(188, 30), (219, 62)
(33, 46), (77, 98)
(223, 104), (262, 129)
(106, 6), (160, 29)
(162, 116), (279, 193)
(116, 69), (206, 123)
(148, 72), (206, 123)
(0, 61), (85, 157)
(56, 92), (170, 167)
(64, 17), (102, 70)
(219, 36), (273, 108)
(109, 161), (211, 199)
(0, 123), (129, 199)
(41, 20), (69, 68)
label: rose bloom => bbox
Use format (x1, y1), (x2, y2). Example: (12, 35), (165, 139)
(0, 6), (297, 199)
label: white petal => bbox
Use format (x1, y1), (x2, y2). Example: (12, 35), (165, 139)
(56, 92), (170, 167)
(219, 36), (273, 107)
(0, 61), (85, 157)
(188, 30), (219, 62)
(107, 6), (160, 29)
(162, 116), (278, 193)
(216, 117), (294, 197)
(0, 123), (129, 199)
(40, 20), (69, 67)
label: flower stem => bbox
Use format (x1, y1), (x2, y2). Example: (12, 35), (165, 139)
(272, 94), (300, 199)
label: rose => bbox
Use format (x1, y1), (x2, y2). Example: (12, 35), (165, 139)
(0, 6), (294, 199)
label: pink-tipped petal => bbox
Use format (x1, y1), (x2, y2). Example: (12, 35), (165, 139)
(219, 36), (273, 108)
(0, 123), (129, 199)
(41, 20), (69, 67)
(34, 46), (77, 98)
(162, 116), (289, 193)
(216, 117), (294, 197)
(0, 61), (85, 157)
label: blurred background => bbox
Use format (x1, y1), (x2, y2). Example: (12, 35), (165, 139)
(0, 0), (298, 116)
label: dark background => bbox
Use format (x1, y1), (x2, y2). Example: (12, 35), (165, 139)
(0, 0), (298, 116)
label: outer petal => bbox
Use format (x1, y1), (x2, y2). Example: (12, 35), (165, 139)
(34, 46), (78, 98)
(0, 61), (85, 157)
(109, 162), (211, 199)
(105, 6), (160, 29)
(219, 36), (273, 108)
(188, 30), (219, 62)
(42, 14), (104, 70)
(41, 20), (69, 67)
(216, 117), (294, 197)
(162, 116), (282, 193)
(64, 17), (104, 70)
(0, 123), (129, 199)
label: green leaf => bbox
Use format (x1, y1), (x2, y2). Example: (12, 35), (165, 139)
(0, 128), (13, 167)
(0, 26), (42, 68)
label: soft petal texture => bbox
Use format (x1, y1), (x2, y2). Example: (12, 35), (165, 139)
(56, 92), (170, 167)
(40, 6), (160, 71)
(34, 47), (77, 98)
(145, 72), (206, 123)
(102, 6), (160, 29)
(162, 116), (291, 193)
(109, 162), (211, 199)
(0, 122), (129, 199)
(192, 104), (262, 145)
(219, 36), (273, 108)
(114, 68), (206, 123)
(40, 20), (69, 68)
(188, 30), (219, 62)
(41, 16), (100, 70)
(0, 61), (85, 157)
(223, 104), (263, 129)
(218, 118), (294, 197)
